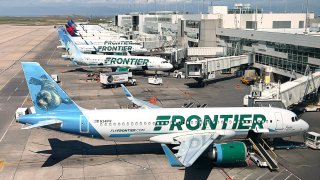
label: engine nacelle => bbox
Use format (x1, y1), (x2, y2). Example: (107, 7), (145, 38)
(207, 141), (247, 164)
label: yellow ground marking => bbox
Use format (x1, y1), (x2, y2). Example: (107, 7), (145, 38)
(0, 160), (5, 172)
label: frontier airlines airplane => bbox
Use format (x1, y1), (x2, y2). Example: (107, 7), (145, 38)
(18, 62), (309, 167)
(59, 29), (172, 71)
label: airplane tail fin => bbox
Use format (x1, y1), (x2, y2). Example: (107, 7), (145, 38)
(57, 27), (68, 48)
(64, 34), (82, 63)
(67, 19), (77, 31)
(21, 62), (81, 114)
(65, 24), (75, 36)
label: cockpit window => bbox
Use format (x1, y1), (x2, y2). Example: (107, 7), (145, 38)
(292, 116), (299, 122)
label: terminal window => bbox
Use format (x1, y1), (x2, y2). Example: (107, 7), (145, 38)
(273, 21), (291, 29)
(299, 21), (304, 28)
(246, 21), (257, 29)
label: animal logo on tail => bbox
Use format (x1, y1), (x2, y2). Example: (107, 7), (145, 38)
(29, 75), (72, 111)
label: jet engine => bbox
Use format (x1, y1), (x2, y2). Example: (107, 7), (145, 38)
(207, 141), (247, 164)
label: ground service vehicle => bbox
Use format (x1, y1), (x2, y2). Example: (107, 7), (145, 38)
(240, 70), (259, 85)
(148, 76), (163, 85)
(15, 108), (30, 119)
(100, 72), (136, 88)
(173, 69), (186, 78)
(305, 132), (320, 149)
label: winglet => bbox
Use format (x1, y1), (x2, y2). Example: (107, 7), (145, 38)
(120, 84), (133, 98)
(161, 144), (184, 167)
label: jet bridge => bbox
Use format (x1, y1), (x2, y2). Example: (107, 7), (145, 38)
(245, 71), (320, 108)
(185, 55), (250, 83)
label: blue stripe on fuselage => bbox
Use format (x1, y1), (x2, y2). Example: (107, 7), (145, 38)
(19, 112), (103, 139)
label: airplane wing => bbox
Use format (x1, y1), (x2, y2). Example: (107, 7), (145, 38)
(151, 131), (236, 167)
(22, 120), (63, 130)
(120, 84), (161, 109)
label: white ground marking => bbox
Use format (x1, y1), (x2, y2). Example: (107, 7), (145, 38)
(0, 95), (29, 142)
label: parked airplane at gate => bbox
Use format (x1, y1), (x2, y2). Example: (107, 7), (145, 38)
(18, 62), (309, 167)
(60, 30), (172, 71)
(66, 20), (125, 38)
(57, 28), (146, 54)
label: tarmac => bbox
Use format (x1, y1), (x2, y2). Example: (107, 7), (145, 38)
(0, 25), (319, 180)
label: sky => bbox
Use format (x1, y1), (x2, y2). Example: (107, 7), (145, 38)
(0, 0), (319, 16)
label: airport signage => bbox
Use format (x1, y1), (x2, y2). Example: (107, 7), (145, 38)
(154, 114), (266, 131)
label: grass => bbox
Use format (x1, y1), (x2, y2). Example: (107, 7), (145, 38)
(0, 16), (113, 26)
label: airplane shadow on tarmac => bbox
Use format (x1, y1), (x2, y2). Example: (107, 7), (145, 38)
(185, 75), (238, 88)
(37, 138), (163, 167)
(38, 138), (246, 180)
(61, 68), (94, 73)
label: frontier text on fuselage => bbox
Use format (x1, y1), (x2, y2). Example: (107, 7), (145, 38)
(105, 57), (149, 66)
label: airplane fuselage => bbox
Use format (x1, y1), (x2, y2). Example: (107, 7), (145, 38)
(73, 54), (172, 71)
(76, 44), (147, 54)
(19, 107), (308, 143)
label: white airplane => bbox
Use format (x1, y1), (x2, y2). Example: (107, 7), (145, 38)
(75, 44), (148, 54)
(57, 27), (144, 53)
(18, 62), (309, 167)
(62, 31), (172, 71)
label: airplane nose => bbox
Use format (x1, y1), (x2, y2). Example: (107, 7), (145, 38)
(300, 119), (309, 132)
(167, 63), (173, 70)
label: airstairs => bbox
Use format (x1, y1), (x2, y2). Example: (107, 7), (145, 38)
(248, 137), (279, 170)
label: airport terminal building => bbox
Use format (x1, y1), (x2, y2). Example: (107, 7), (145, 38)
(115, 4), (319, 78)
(216, 29), (320, 78)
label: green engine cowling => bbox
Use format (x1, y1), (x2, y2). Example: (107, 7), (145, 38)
(208, 141), (247, 164)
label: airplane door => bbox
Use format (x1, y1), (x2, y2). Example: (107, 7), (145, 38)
(80, 115), (89, 133)
(274, 112), (283, 130)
